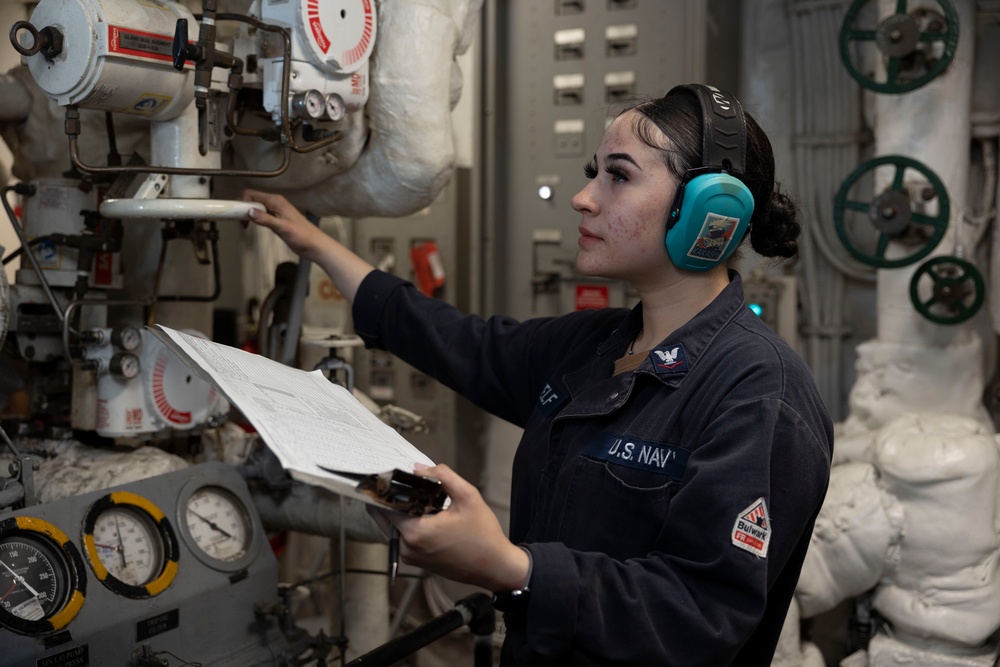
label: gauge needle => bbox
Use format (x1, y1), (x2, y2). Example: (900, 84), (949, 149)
(0, 581), (16, 603)
(0, 559), (41, 599)
(114, 515), (128, 569)
(189, 510), (233, 539)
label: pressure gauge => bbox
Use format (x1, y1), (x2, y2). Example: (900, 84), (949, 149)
(325, 93), (346, 121)
(183, 486), (252, 564)
(112, 325), (143, 352)
(291, 89), (326, 119)
(110, 352), (141, 380)
(0, 517), (85, 636)
(82, 492), (178, 598)
(177, 478), (258, 572)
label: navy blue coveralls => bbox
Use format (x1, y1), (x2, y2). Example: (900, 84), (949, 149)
(353, 269), (833, 666)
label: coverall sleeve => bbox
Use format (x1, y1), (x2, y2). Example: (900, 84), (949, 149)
(351, 270), (613, 427)
(522, 397), (831, 666)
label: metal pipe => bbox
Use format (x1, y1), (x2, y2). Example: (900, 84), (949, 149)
(345, 594), (494, 667)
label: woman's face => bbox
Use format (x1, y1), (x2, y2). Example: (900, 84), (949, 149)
(571, 111), (679, 284)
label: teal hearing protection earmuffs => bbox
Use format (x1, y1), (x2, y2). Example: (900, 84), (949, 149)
(664, 84), (755, 272)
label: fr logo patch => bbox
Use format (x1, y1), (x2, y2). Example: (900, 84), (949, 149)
(731, 497), (770, 558)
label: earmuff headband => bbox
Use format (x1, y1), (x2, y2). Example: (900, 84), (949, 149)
(666, 84), (748, 175)
(666, 84), (749, 226)
(663, 84), (755, 271)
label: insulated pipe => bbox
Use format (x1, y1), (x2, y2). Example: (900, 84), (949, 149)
(249, 482), (385, 543)
(873, 0), (975, 347)
(0, 74), (32, 124)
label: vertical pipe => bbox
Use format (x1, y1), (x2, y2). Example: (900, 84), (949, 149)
(135, 104), (219, 332)
(343, 540), (391, 660)
(873, 0), (974, 347)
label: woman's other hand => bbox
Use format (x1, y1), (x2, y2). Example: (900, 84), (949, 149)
(390, 464), (530, 592)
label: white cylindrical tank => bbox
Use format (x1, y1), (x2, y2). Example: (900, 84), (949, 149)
(17, 178), (100, 288)
(15, 0), (195, 120)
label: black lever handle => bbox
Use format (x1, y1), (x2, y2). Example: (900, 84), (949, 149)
(172, 19), (199, 71)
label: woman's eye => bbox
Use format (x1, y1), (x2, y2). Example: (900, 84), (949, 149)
(607, 166), (628, 183)
(583, 161), (598, 179)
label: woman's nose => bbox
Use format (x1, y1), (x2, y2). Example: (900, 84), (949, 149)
(571, 181), (598, 215)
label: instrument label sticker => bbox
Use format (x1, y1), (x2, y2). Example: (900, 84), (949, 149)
(107, 26), (176, 63)
(36, 644), (89, 667)
(136, 608), (179, 641)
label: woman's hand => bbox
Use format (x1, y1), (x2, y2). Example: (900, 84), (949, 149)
(390, 464), (530, 592)
(241, 189), (330, 260)
(240, 189), (374, 304)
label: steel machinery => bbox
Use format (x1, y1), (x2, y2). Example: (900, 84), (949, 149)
(0, 0), (485, 664)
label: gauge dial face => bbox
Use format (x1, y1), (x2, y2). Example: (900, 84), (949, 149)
(184, 487), (252, 563)
(83, 492), (178, 598)
(303, 90), (325, 118)
(110, 352), (141, 380)
(114, 326), (142, 352)
(0, 536), (69, 622)
(91, 506), (164, 587)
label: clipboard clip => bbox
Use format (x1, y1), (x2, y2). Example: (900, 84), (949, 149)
(320, 467), (448, 516)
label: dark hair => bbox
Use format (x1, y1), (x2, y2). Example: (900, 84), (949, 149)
(624, 91), (800, 260)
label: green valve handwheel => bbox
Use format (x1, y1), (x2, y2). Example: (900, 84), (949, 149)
(839, 0), (959, 94)
(909, 256), (984, 325)
(834, 155), (949, 269)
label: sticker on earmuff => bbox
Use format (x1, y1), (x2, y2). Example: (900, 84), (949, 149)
(686, 213), (741, 261)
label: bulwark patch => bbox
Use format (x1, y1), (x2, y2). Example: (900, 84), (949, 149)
(731, 497), (770, 557)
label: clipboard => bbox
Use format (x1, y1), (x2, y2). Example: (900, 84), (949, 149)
(320, 467), (448, 517)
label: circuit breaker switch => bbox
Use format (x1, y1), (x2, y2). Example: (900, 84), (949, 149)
(555, 28), (586, 61)
(554, 73), (585, 106)
(605, 24), (637, 56)
(604, 71), (636, 103)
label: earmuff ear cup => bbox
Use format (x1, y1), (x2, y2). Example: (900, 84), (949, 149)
(666, 173), (754, 272)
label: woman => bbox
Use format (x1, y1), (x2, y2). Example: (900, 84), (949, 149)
(243, 84), (833, 666)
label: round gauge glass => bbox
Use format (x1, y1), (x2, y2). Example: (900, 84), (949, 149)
(110, 352), (141, 380)
(183, 486), (252, 565)
(114, 325), (142, 352)
(83, 492), (178, 598)
(0, 517), (85, 636)
(90, 505), (163, 587)
(0, 535), (69, 622)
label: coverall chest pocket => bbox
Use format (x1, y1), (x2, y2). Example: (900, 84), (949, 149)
(558, 454), (680, 560)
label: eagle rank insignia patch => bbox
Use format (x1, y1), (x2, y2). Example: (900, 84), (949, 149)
(731, 497), (770, 558)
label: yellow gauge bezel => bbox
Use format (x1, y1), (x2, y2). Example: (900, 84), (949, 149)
(82, 491), (178, 598)
(0, 516), (86, 635)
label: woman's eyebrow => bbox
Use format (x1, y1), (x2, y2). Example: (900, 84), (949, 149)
(605, 152), (641, 169)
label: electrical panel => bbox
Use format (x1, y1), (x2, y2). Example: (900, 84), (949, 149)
(491, 0), (715, 320)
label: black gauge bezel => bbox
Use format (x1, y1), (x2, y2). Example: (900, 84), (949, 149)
(82, 491), (178, 599)
(0, 517), (86, 636)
